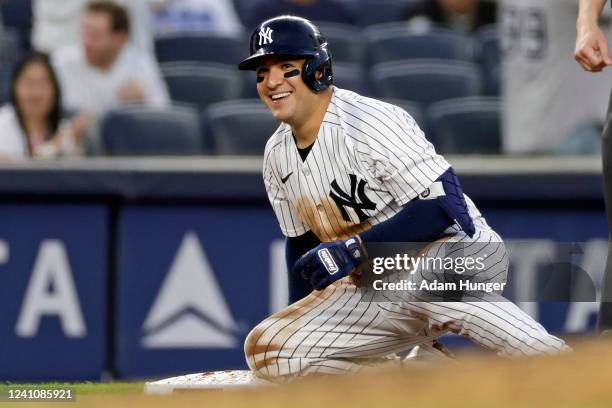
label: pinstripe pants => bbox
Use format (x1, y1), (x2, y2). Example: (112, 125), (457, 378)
(244, 226), (570, 380)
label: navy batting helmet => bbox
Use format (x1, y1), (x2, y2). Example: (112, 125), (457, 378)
(238, 15), (333, 92)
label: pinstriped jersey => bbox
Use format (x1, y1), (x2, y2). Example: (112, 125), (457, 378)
(263, 87), (452, 242)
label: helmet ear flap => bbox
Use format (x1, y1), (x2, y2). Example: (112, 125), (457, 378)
(302, 54), (333, 92)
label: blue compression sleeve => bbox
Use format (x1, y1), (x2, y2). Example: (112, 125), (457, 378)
(361, 167), (475, 243)
(286, 231), (320, 302)
(360, 198), (454, 243)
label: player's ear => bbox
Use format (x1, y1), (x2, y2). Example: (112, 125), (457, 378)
(315, 69), (323, 80)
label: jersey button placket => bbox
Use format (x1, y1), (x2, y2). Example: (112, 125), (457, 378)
(302, 165), (323, 212)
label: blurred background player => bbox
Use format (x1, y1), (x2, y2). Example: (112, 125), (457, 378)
(574, 0), (612, 332)
(499, 0), (612, 155)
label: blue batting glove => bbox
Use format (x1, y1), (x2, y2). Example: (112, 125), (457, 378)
(292, 236), (366, 290)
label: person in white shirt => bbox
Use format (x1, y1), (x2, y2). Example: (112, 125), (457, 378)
(0, 52), (84, 160)
(51, 0), (170, 122)
(32, 0), (166, 54)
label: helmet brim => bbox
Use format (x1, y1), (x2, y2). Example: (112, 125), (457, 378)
(238, 48), (266, 70)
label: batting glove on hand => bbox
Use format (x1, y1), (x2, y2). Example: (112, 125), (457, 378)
(292, 236), (367, 290)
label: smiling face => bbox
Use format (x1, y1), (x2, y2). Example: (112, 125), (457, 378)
(255, 56), (320, 127)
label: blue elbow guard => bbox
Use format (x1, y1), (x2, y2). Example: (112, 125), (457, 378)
(421, 167), (475, 237)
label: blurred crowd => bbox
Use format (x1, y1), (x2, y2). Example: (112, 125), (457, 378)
(0, 0), (609, 160)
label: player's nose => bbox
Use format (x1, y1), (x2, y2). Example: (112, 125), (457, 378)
(266, 66), (285, 89)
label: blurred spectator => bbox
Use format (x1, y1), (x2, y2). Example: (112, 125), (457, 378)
(51, 1), (169, 120)
(0, 52), (83, 160)
(32, 0), (163, 54)
(499, 0), (612, 154)
(154, 0), (243, 36)
(244, 0), (356, 29)
(402, 0), (496, 33)
(32, 0), (84, 53)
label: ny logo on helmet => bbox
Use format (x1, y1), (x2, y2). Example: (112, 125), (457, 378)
(258, 27), (274, 46)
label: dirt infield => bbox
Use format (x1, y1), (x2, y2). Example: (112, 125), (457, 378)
(55, 337), (612, 408)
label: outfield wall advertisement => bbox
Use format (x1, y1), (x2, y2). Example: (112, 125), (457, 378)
(115, 206), (283, 378)
(0, 204), (108, 381)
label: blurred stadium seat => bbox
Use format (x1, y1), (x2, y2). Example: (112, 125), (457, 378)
(371, 59), (482, 108)
(365, 25), (473, 64)
(155, 33), (246, 65)
(427, 96), (501, 154)
(205, 99), (279, 155)
(334, 63), (368, 96)
(240, 70), (260, 99)
(232, 0), (252, 27)
(0, 28), (21, 104)
(475, 24), (500, 96)
(100, 106), (204, 156)
(0, 0), (31, 49)
(357, 0), (418, 26)
(161, 62), (243, 111)
(315, 22), (363, 64)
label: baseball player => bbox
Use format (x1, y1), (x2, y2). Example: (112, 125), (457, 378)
(238, 15), (570, 380)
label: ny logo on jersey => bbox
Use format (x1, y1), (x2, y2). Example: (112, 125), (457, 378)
(329, 174), (376, 223)
(258, 27), (274, 46)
